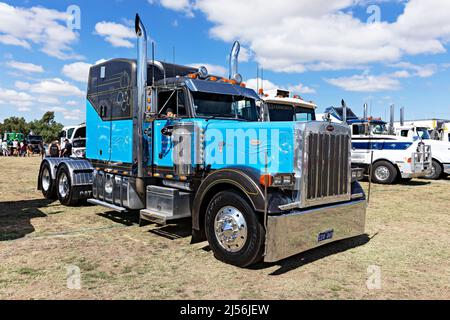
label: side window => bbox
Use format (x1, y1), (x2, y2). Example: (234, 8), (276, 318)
(401, 130), (408, 137)
(352, 125), (360, 135)
(157, 89), (187, 118)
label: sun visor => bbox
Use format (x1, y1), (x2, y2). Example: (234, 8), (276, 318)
(185, 79), (260, 100)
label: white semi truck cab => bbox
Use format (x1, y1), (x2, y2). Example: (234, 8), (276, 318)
(395, 125), (450, 179)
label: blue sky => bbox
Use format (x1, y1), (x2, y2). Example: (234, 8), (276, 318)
(0, 0), (449, 126)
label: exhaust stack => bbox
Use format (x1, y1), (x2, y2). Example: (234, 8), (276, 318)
(389, 104), (395, 135)
(400, 107), (405, 126)
(229, 41), (242, 84)
(341, 99), (347, 124)
(135, 14), (148, 179)
(363, 103), (368, 119)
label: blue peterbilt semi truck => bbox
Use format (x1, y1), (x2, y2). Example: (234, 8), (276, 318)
(37, 15), (367, 267)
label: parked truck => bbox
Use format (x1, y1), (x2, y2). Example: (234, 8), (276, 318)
(393, 109), (450, 180)
(37, 14), (367, 267)
(317, 103), (432, 184)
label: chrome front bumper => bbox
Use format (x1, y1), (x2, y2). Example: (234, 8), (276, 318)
(264, 199), (367, 262)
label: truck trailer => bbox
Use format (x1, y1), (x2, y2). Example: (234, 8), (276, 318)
(37, 14), (367, 267)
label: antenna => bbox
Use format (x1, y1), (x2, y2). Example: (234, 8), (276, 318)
(256, 65), (260, 93)
(151, 41), (155, 85)
(261, 67), (264, 91)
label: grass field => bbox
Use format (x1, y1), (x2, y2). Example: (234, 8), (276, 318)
(0, 156), (449, 299)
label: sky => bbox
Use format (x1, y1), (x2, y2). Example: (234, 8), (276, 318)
(0, 0), (450, 126)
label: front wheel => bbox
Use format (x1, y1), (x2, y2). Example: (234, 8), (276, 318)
(204, 191), (265, 267)
(56, 165), (79, 206)
(371, 161), (397, 184)
(424, 160), (442, 180)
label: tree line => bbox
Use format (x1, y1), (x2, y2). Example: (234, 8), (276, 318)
(0, 112), (64, 143)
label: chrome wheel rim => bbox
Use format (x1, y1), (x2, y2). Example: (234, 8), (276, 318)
(374, 166), (390, 181)
(426, 164), (436, 178)
(42, 168), (50, 191)
(214, 206), (248, 253)
(58, 172), (69, 198)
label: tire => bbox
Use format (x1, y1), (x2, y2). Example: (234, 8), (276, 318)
(56, 165), (79, 206)
(204, 190), (265, 267)
(40, 162), (57, 199)
(424, 159), (442, 180)
(371, 161), (397, 184)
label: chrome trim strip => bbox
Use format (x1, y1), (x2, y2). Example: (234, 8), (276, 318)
(87, 198), (127, 212)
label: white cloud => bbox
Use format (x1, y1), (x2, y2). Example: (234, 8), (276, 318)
(6, 60), (44, 73)
(153, 0), (195, 17)
(158, 0), (450, 73)
(389, 62), (437, 78)
(43, 106), (84, 121)
(189, 63), (228, 77)
(325, 72), (401, 92)
(16, 78), (84, 97)
(62, 62), (92, 83)
(0, 87), (34, 108)
(246, 77), (316, 95)
(94, 21), (136, 48)
(0, 2), (81, 60)
(66, 100), (78, 106)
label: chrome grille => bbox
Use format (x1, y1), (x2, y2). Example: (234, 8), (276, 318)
(291, 122), (352, 209)
(306, 133), (350, 201)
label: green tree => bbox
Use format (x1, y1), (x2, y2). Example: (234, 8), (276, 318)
(0, 112), (63, 143)
(29, 112), (64, 143)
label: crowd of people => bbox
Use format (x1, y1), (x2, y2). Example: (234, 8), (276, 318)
(0, 138), (72, 158)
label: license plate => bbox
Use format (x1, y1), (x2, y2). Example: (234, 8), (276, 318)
(318, 229), (334, 242)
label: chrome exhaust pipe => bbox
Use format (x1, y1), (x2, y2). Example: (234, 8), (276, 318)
(363, 103), (368, 119)
(135, 14), (147, 180)
(341, 99), (347, 124)
(389, 104), (395, 135)
(229, 41), (242, 84)
(400, 107), (405, 126)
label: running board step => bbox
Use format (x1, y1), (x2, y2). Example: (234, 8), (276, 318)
(140, 209), (190, 225)
(87, 198), (127, 212)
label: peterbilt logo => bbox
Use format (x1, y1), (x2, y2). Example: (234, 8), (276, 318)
(326, 125), (335, 132)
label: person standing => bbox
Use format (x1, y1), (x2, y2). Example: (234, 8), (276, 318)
(61, 139), (72, 158)
(12, 139), (19, 156)
(49, 140), (60, 158)
(1, 140), (9, 156)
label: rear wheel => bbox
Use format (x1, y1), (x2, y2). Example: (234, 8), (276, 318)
(371, 161), (397, 184)
(205, 191), (265, 267)
(424, 159), (442, 180)
(56, 165), (79, 206)
(40, 162), (56, 199)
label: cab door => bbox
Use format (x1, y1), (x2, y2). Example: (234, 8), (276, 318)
(152, 88), (190, 174)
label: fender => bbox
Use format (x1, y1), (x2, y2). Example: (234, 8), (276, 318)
(38, 158), (93, 190)
(191, 167), (266, 231)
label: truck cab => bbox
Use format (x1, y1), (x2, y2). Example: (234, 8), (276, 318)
(37, 14), (366, 267)
(259, 89), (316, 122)
(318, 106), (432, 184)
(395, 125), (450, 179)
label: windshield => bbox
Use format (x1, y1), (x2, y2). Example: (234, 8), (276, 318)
(72, 139), (86, 148)
(416, 127), (431, 140)
(371, 123), (388, 135)
(266, 103), (315, 122)
(28, 135), (42, 141)
(192, 92), (258, 121)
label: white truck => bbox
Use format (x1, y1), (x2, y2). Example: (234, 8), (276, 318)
(394, 126), (449, 179)
(395, 119), (450, 142)
(318, 104), (432, 184)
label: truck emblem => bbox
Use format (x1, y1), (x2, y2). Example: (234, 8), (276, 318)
(326, 125), (335, 132)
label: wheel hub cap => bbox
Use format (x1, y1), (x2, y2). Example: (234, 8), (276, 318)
(214, 206), (248, 253)
(375, 166), (390, 181)
(58, 173), (69, 198)
(42, 168), (50, 191)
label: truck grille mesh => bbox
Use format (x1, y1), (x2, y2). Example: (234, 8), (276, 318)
(306, 133), (350, 202)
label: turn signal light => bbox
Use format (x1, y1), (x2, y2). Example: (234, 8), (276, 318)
(209, 76), (217, 81)
(407, 158), (412, 163)
(187, 73), (198, 79)
(259, 174), (273, 187)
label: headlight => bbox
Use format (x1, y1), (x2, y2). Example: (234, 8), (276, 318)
(104, 179), (113, 194)
(351, 168), (364, 182)
(261, 173), (294, 187)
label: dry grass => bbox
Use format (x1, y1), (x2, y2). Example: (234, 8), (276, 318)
(0, 156), (449, 300)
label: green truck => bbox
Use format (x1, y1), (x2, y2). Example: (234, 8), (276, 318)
(3, 133), (25, 146)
